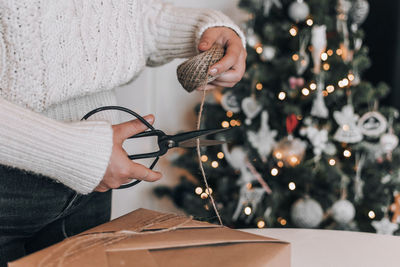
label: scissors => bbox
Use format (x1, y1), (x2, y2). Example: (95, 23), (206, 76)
(82, 106), (229, 189)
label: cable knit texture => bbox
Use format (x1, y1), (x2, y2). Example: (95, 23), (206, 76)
(0, 0), (245, 194)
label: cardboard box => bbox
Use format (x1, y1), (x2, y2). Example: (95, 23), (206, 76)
(9, 209), (290, 267)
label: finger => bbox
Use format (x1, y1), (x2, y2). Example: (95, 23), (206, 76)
(209, 80), (237, 88)
(129, 161), (163, 182)
(212, 67), (245, 84)
(114, 114), (154, 141)
(94, 182), (110, 192)
(198, 28), (220, 52)
(209, 41), (242, 76)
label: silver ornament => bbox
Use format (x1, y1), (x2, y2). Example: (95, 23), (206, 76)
(311, 25), (327, 74)
(350, 0), (370, 32)
(333, 104), (363, 144)
(311, 76), (329, 119)
(221, 91), (241, 113)
(288, 0), (310, 22)
(357, 111), (388, 138)
(241, 97), (262, 125)
(331, 199), (356, 225)
(380, 133), (399, 154)
(291, 197), (324, 228)
(372, 217), (399, 235)
(260, 45), (276, 61)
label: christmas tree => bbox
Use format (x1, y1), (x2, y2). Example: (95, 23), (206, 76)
(155, 0), (400, 234)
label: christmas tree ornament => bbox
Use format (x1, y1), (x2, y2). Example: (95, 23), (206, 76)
(310, 76), (329, 119)
(311, 25), (327, 74)
(241, 96), (262, 125)
(354, 153), (366, 202)
(333, 104), (363, 143)
(247, 111), (278, 161)
(390, 193), (400, 223)
(336, 0), (352, 62)
(288, 0), (310, 22)
(246, 28), (261, 48)
(349, 0), (370, 32)
(291, 197), (324, 228)
(357, 111), (388, 138)
(380, 132), (399, 155)
(221, 91), (241, 113)
(296, 32), (310, 75)
(331, 199), (356, 225)
(261, 0), (282, 16)
(177, 44), (225, 92)
(260, 45), (276, 61)
(289, 76), (305, 90)
(232, 186), (266, 222)
(300, 124), (331, 158)
(372, 217), (399, 235)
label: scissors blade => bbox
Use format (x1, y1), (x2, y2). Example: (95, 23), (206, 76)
(178, 139), (227, 148)
(171, 128), (231, 144)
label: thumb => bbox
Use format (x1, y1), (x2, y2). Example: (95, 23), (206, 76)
(198, 28), (218, 52)
(113, 115), (154, 141)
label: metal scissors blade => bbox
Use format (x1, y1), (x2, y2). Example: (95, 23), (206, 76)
(178, 139), (226, 148)
(168, 128), (231, 148)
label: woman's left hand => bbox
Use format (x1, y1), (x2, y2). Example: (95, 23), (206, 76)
(198, 27), (247, 90)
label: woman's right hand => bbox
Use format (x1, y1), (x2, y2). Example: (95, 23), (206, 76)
(94, 115), (162, 192)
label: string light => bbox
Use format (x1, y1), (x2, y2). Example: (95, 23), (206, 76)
(288, 182), (296, 191)
(343, 149), (351, 158)
(271, 168), (279, 176)
(306, 18), (314, 26)
(256, 82), (263, 90)
(257, 220), (266, 228)
(289, 156), (299, 166)
(205, 188), (213, 195)
(336, 49), (343, 56)
(246, 183), (253, 190)
(342, 124), (350, 131)
(195, 187), (203, 195)
(327, 49), (334, 56)
(292, 54), (299, 61)
(310, 83), (317, 90)
(201, 155), (208, 162)
(221, 121), (230, 128)
(322, 90), (329, 97)
(201, 193), (208, 199)
(329, 159), (336, 166)
(244, 206), (252, 215)
(278, 217), (287, 226)
(230, 120), (237, 127)
(321, 52), (328, 61)
(348, 73), (355, 81)
(301, 88), (310, 96)
(289, 26), (298, 36)
(217, 152), (224, 159)
(323, 63), (330, 71)
(368, 210), (376, 219)
(277, 161), (284, 168)
(326, 85), (335, 93)
(342, 78), (349, 86)
(278, 91), (286, 100)
(211, 161), (219, 168)
(256, 46), (263, 54)
(275, 151), (283, 159)
(226, 111), (233, 118)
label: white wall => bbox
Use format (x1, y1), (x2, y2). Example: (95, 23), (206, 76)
(111, 0), (245, 219)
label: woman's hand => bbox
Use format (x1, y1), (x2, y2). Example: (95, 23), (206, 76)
(198, 27), (247, 90)
(95, 115), (162, 192)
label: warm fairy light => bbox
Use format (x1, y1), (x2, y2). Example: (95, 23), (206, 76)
(222, 121), (230, 128)
(302, 88), (310, 96)
(342, 124), (350, 131)
(288, 182), (296, 191)
(236, 121), (241, 126)
(321, 52), (328, 61)
(217, 152), (225, 159)
(329, 159), (336, 166)
(226, 111), (233, 118)
(292, 54), (299, 61)
(244, 206), (252, 215)
(342, 78), (349, 86)
(310, 83), (317, 90)
(289, 27), (298, 36)
(277, 161), (284, 168)
(343, 149), (351, 158)
(256, 46), (263, 54)
(275, 151), (283, 159)
(348, 73), (355, 81)
(368, 210), (376, 219)
(211, 161), (219, 168)
(289, 156), (299, 165)
(278, 91), (286, 100)
(256, 83), (263, 90)
(326, 85), (335, 93)
(246, 183), (253, 190)
(271, 168), (279, 176)
(201, 193), (208, 199)
(230, 120), (237, 127)
(205, 188), (213, 195)
(323, 63), (330, 71)
(297, 115), (303, 120)
(322, 90), (329, 97)
(278, 217), (287, 226)
(195, 187), (203, 195)
(201, 155), (208, 162)
(327, 49), (334, 56)
(301, 59), (307, 66)
(306, 18), (314, 26)
(336, 49), (343, 56)
(338, 80), (345, 88)
(257, 220), (266, 228)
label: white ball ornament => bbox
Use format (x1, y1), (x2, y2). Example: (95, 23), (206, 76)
(291, 197), (324, 228)
(331, 199), (356, 225)
(260, 45), (276, 61)
(288, 0), (310, 22)
(380, 132), (399, 154)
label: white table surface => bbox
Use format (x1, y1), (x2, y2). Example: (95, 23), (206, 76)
(241, 228), (400, 267)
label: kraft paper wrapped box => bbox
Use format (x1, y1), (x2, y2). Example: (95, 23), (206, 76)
(9, 209), (290, 267)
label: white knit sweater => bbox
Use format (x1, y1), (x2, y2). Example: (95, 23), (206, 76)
(0, 0), (245, 194)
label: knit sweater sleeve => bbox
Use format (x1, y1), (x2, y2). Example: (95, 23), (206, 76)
(0, 98), (113, 194)
(141, 0), (246, 66)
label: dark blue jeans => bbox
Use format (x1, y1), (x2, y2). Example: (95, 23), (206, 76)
(0, 165), (111, 267)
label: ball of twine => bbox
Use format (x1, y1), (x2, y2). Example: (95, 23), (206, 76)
(177, 44), (225, 92)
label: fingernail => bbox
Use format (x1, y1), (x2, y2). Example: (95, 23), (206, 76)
(200, 41), (208, 48)
(143, 115), (154, 123)
(209, 68), (218, 75)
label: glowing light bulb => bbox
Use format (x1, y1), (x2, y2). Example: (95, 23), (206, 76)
(201, 193), (208, 199)
(205, 188), (213, 195)
(327, 49), (334, 56)
(195, 187), (203, 195)
(329, 159), (336, 166)
(343, 150), (351, 158)
(246, 183), (253, 190)
(302, 88), (310, 96)
(226, 111), (233, 118)
(289, 27), (298, 36)
(221, 121), (230, 128)
(306, 18), (313, 26)
(343, 124), (350, 131)
(310, 83), (317, 90)
(257, 220), (266, 228)
(277, 161), (284, 168)
(230, 120), (237, 127)
(256, 46), (263, 54)
(275, 151), (283, 159)
(323, 63), (330, 71)
(278, 91), (286, 100)
(322, 90), (329, 97)
(288, 182), (296, 191)
(217, 152), (224, 159)
(348, 73), (355, 81)
(321, 52), (328, 61)
(292, 54), (299, 61)
(256, 83), (263, 90)
(368, 211), (376, 219)
(336, 49), (343, 56)
(290, 156), (299, 165)
(211, 161), (219, 168)
(244, 206), (252, 215)
(271, 168), (279, 176)
(326, 85), (335, 93)
(342, 78), (349, 86)
(201, 155), (208, 162)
